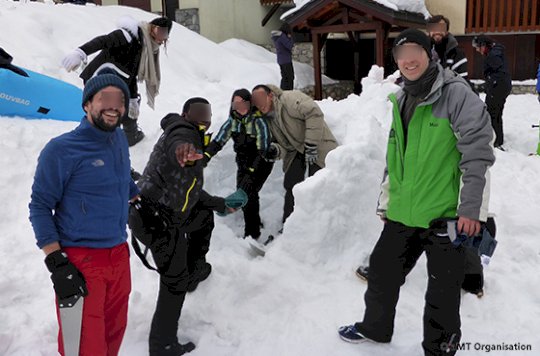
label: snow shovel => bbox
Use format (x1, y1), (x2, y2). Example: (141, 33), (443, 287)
(59, 294), (84, 356)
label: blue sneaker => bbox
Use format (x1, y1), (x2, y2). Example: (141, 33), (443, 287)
(338, 324), (369, 343)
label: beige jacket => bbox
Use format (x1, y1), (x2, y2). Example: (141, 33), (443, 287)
(266, 85), (338, 172)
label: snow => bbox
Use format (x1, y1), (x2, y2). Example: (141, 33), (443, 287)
(218, 38), (336, 86)
(284, 0), (430, 20)
(1, 1), (540, 356)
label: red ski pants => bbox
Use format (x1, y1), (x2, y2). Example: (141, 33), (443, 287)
(56, 243), (131, 356)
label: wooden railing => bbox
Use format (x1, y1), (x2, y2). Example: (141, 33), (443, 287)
(466, 0), (540, 33)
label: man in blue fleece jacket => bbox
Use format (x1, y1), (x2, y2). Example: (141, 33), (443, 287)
(29, 68), (139, 356)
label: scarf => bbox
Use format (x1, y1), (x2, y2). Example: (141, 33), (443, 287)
(138, 22), (161, 109)
(400, 61), (439, 142)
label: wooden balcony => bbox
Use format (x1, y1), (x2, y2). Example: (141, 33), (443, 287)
(466, 0), (540, 33)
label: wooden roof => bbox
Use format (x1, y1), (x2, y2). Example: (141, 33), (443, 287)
(283, 0), (426, 31)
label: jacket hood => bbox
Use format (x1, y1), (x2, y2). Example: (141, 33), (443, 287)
(160, 113), (197, 132)
(490, 43), (505, 56)
(267, 84), (283, 97)
(117, 15), (140, 39)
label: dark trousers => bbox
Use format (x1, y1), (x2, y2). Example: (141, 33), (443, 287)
(237, 160), (274, 238)
(355, 221), (466, 356)
(485, 85), (510, 147)
(148, 204), (214, 354)
(283, 152), (320, 223)
(279, 62), (294, 90)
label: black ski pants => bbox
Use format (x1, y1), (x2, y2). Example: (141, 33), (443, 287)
(354, 220), (466, 356)
(283, 152), (320, 223)
(279, 62), (294, 90)
(485, 83), (511, 147)
(149, 204), (214, 354)
(237, 160), (274, 238)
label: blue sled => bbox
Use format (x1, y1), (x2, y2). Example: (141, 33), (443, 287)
(0, 67), (84, 122)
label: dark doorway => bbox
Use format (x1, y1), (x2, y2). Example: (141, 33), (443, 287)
(119, 0), (151, 12)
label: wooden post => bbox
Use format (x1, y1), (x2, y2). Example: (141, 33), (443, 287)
(375, 24), (387, 67)
(312, 32), (322, 100)
(532, 0), (538, 31)
(466, 0), (474, 33)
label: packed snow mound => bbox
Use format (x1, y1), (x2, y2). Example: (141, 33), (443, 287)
(1, 1), (540, 356)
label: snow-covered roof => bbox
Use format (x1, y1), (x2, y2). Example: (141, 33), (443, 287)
(283, 0), (431, 21)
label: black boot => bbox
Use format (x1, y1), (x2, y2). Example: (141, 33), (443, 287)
(122, 117), (145, 146)
(150, 341), (196, 356)
(186, 261), (212, 292)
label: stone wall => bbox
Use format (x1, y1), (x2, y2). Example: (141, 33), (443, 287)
(473, 83), (536, 95)
(300, 82), (537, 102)
(300, 81), (355, 101)
(262, 42), (319, 68)
(176, 8), (200, 34)
(511, 85), (536, 95)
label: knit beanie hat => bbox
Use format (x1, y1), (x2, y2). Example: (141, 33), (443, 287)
(393, 28), (432, 60)
(82, 68), (130, 112)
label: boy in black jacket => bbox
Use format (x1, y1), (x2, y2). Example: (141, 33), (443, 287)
(129, 98), (239, 356)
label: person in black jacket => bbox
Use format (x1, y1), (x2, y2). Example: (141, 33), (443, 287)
(473, 34), (512, 149)
(129, 98), (239, 356)
(62, 16), (172, 146)
(427, 15), (469, 79)
(203, 89), (274, 240)
(0, 47), (28, 77)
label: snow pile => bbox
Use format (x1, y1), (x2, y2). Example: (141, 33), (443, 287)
(284, 0), (430, 19)
(219, 38), (336, 87)
(1, 2), (540, 356)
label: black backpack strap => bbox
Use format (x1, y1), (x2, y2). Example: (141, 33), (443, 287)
(131, 233), (159, 272)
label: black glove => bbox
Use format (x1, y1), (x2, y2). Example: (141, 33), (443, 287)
(304, 143), (319, 165)
(264, 143), (280, 162)
(537, 94), (540, 104)
(45, 250), (88, 300)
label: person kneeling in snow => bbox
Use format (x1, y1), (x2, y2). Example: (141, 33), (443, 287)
(29, 69), (138, 356)
(129, 98), (242, 356)
(338, 29), (495, 356)
(62, 16), (172, 146)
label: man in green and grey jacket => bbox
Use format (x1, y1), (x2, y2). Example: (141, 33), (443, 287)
(338, 29), (495, 356)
